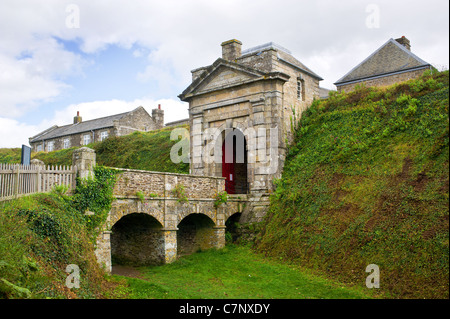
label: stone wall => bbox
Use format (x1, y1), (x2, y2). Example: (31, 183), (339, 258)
(337, 68), (429, 92)
(114, 106), (164, 135)
(112, 168), (225, 199)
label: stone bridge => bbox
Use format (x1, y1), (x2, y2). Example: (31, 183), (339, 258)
(94, 167), (247, 272)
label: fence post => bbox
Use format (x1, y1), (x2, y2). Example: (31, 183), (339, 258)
(31, 159), (45, 193)
(13, 164), (20, 198)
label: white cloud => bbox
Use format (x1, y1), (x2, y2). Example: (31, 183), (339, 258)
(0, 0), (448, 148)
(0, 117), (40, 148)
(0, 53), (70, 117)
(0, 97), (189, 148)
(47, 98), (188, 127)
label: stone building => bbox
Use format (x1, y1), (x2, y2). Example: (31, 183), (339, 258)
(29, 106), (164, 152)
(334, 36), (432, 92)
(179, 39), (322, 219)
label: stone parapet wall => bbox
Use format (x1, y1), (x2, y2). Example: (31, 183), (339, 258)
(112, 168), (225, 199)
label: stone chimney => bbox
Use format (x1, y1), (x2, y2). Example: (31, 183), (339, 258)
(152, 104), (164, 129)
(221, 39), (242, 61)
(395, 36), (411, 51)
(73, 111), (82, 124)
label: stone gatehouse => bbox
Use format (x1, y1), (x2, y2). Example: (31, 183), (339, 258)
(179, 40), (323, 195)
(179, 39), (323, 222)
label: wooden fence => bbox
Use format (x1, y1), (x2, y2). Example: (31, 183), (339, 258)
(0, 163), (77, 201)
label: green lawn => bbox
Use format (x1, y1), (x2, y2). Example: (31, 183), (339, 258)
(112, 245), (376, 299)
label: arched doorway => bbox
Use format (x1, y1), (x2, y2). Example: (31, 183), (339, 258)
(222, 129), (248, 194)
(177, 213), (216, 257)
(111, 213), (164, 266)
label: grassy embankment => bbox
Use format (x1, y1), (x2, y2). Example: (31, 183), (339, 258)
(254, 70), (449, 299)
(0, 125), (189, 174)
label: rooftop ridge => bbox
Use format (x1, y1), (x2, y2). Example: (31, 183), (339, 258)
(241, 42), (292, 56)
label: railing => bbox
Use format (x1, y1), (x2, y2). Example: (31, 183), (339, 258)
(0, 163), (77, 201)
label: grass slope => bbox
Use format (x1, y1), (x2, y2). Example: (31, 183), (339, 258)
(0, 125), (189, 174)
(115, 245), (372, 299)
(255, 70), (449, 299)
(0, 192), (121, 298)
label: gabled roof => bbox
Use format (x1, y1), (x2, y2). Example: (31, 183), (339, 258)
(334, 38), (431, 86)
(29, 107), (145, 143)
(178, 58), (289, 101)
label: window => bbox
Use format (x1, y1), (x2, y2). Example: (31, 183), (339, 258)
(83, 134), (91, 145)
(63, 138), (70, 149)
(47, 141), (54, 152)
(297, 78), (305, 101)
(36, 144), (42, 152)
(100, 131), (109, 141)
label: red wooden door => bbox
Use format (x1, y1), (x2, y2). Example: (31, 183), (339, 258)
(222, 137), (235, 194)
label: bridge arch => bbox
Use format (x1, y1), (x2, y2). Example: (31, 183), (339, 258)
(111, 213), (165, 266)
(225, 212), (242, 243)
(109, 199), (165, 228)
(177, 213), (217, 257)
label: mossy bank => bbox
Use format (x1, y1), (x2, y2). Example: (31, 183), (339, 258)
(255, 70), (449, 299)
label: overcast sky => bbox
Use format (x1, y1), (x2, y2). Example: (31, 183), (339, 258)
(0, 0), (448, 148)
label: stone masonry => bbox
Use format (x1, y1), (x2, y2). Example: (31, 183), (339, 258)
(71, 148), (246, 271)
(179, 39), (322, 223)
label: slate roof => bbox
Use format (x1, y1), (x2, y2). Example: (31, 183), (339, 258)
(241, 42), (323, 80)
(334, 38), (431, 86)
(276, 48), (323, 81)
(29, 110), (131, 143)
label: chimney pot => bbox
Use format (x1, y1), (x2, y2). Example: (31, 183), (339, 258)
(395, 36), (411, 51)
(158, 104), (161, 110)
(221, 39), (242, 61)
(74, 111), (82, 124)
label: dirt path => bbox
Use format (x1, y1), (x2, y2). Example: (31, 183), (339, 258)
(111, 265), (145, 279)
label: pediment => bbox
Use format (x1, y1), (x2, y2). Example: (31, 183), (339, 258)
(179, 59), (266, 100)
(196, 65), (261, 93)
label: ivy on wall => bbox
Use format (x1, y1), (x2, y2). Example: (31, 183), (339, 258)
(71, 166), (118, 241)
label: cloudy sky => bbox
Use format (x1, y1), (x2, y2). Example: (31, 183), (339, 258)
(0, 0), (448, 148)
